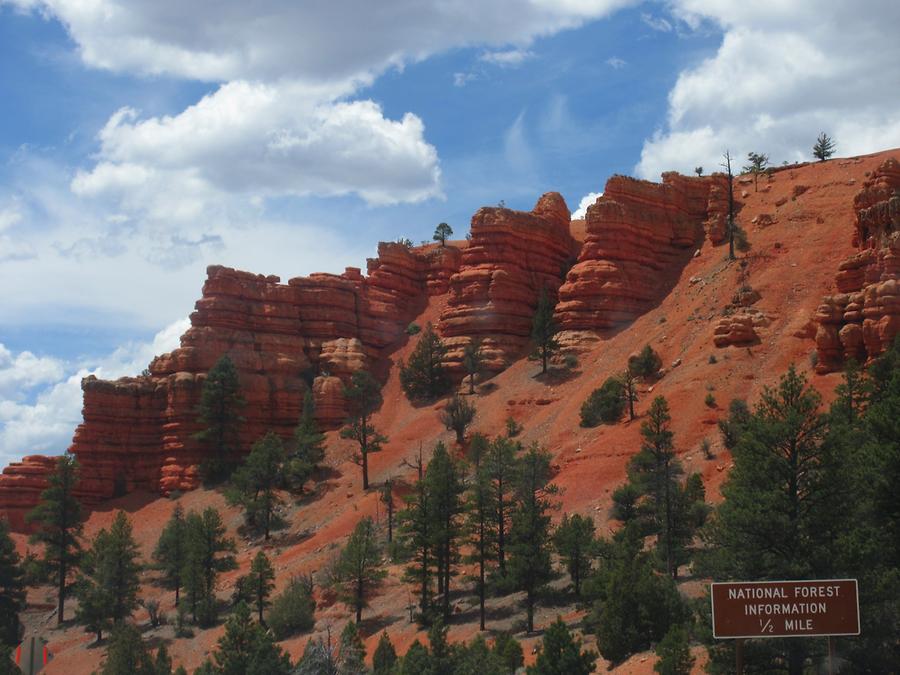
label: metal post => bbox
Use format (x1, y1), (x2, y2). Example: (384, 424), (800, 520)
(828, 635), (836, 674)
(735, 638), (744, 675)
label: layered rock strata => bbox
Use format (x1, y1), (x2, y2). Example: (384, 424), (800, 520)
(815, 158), (900, 372)
(555, 173), (726, 331)
(0, 243), (463, 525)
(438, 193), (575, 373)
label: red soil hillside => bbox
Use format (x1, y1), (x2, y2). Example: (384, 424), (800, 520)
(6, 149), (900, 673)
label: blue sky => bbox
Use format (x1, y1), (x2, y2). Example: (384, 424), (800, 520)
(2, 0), (900, 465)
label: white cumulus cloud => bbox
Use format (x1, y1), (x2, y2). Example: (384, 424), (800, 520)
(636, 1), (900, 178)
(571, 192), (603, 220)
(0, 318), (189, 465)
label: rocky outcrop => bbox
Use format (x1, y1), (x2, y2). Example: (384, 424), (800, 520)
(438, 193), (575, 374)
(0, 456), (58, 531)
(713, 308), (770, 348)
(555, 173), (725, 331)
(815, 158), (900, 372)
(0, 242), (464, 528)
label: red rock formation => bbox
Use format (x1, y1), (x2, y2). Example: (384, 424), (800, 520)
(713, 309), (769, 348)
(439, 193), (575, 373)
(0, 243), (464, 528)
(0, 455), (58, 531)
(555, 173), (724, 331)
(815, 158), (900, 372)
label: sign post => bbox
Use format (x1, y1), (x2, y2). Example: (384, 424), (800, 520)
(711, 579), (859, 674)
(12, 636), (52, 675)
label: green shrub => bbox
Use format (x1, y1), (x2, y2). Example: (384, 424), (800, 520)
(629, 345), (662, 379)
(704, 392), (717, 408)
(580, 378), (626, 427)
(267, 577), (316, 640)
(563, 353), (579, 369)
(708, 354), (717, 364)
(654, 624), (694, 675)
(406, 322), (421, 336)
(505, 416), (523, 438)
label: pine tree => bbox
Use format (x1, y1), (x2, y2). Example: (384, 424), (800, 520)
(462, 339), (484, 394)
(399, 323), (450, 401)
(267, 575), (316, 640)
(153, 504), (187, 606)
(196, 355), (246, 482)
(587, 528), (686, 664)
(398, 448), (433, 619)
(332, 517), (386, 623)
(466, 461), (494, 630)
(813, 132), (836, 161)
(26, 453), (83, 626)
(101, 623), (172, 675)
(742, 151), (769, 192)
(246, 551), (275, 624)
(552, 514), (595, 596)
(183, 508), (237, 626)
(704, 366), (840, 674)
(340, 370), (387, 490)
(433, 222), (453, 246)
(380, 478), (396, 544)
(627, 396), (683, 578)
(484, 436), (519, 576)
(372, 632), (397, 675)
(440, 394), (476, 445)
(287, 390), (327, 491)
(530, 287), (559, 375)
(654, 624), (694, 675)
(0, 520), (24, 647)
(210, 602), (292, 675)
(492, 632), (524, 673)
(508, 444), (558, 633)
(425, 442), (466, 623)
(75, 511), (141, 641)
(580, 377), (625, 427)
(527, 617), (596, 675)
(338, 620), (367, 675)
(227, 432), (285, 539)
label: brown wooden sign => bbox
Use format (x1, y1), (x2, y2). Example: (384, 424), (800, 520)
(711, 579), (860, 639)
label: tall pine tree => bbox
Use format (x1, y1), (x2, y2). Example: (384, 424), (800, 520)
(399, 323), (450, 401)
(530, 288), (559, 375)
(227, 432), (285, 539)
(508, 444), (557, 633)
(424, 442), (466, 623)
(0, 519), (24, 647)
(26, 453), (83, 626)
(332, 516), (386, 623)
(183, 508), (237, 626)
(340, 370), (387, 491)
(287, 391), (327, 491)
(153, 504), (187, 605)
(196, 355), (245, 482)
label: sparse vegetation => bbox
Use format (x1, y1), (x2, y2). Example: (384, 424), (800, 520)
(813, 132), (836, 161)
(580, 378), (626, 427)
(704, 392), (717, 408)
(406, 322), (421, 335)
(530, 287), (560, 375)
(267, 576), (316, 640)
(629, 344), (662, 379)
(433, 222), (453, 246)
(742, 151), (769, 191)
(341, 369), (388, 490)
(400, 323), (451, 401)
(440, 394), (477, 444)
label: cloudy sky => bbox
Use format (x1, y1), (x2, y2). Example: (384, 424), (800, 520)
(2, 0), (900, 466)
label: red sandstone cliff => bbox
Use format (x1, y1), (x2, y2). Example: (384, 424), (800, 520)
(2, 158), (887, 532)
(555, 172), (726, 333)
(438, 192), (576, 374)
(815, 158), (900, 372)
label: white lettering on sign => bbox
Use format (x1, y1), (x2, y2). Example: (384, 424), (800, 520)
(727, 587), (788, 600)
(745, 602), (827, 616)
(784, 619), (813, 631)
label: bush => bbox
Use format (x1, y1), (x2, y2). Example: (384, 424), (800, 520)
(629, 345), (662, 379)
(708, 354), (717, 364)
(563, 353), (579, 369)
(267, 577), (316, 640)
(505, 416), (523, 438)
(700, 438), (714, 460)
(654, 624), (694, 675)
(704, 392), (717, 408)
(580, 378), (626, 427)
(406, 322), (421, 336)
